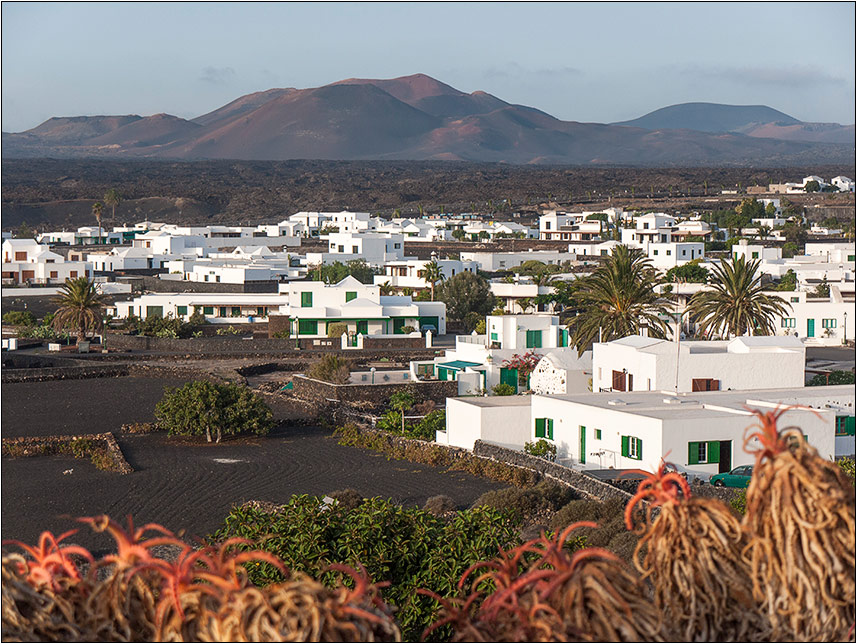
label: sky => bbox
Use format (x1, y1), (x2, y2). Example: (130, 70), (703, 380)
(2, 1), (855, 132)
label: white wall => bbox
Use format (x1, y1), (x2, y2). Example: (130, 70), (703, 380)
(442, 398), (533, 450)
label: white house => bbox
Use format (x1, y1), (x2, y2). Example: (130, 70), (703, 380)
(112, 293), (285, 323)
(460, 250), (578, 272)
(804, 242), (856, 264)
(732, 240), (782, 262)
(1, 239), (92, 284)
(772, 287), (855, 345)
(621, 213), (677, 251)
(591, 335), (806, 393)
(87, 246), (162, 271)
(373, 258), (478, 292)
(647, 242), (705, 269)
(306, 232), (405, 266)
(831, 176), (854, 192)
(530, 350), (593, 395)
(437, 397), (534, 451)
(489, 280), (557, 314)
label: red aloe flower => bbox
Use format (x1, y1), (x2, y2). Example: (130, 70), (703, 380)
(743, 404), (820, 463)
(624, 460), (691, 531)
(3, 529), (94, 591)
(78, 514), (180, 571)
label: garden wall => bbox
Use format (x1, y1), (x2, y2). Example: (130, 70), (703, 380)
(473, 440), (633, 503)
(1, 364), (131, 383)
(129, 275), (279, 294)
(291, 374), (457, 407)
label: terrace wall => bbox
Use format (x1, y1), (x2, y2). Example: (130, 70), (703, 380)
(291, 374), (457, 407)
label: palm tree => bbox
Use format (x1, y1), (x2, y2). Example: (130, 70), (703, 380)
(379, 281), (394, 296)
(757, 225), (772, 240)
(686, 256), (789, 339)
(52, 277), (106, 344)
(92, 201), (104, 244)
(103, 189), (121, 227)
(568, 245), (670, 354)
(422, 261), (444, 301)
(517, 297), (533, 313)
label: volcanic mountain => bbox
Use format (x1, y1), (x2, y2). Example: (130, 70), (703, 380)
(3, 74), (853, 166)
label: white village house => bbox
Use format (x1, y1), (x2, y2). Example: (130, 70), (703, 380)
(2, 239), (92, 284)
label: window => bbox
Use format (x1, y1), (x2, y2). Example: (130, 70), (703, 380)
(545, 221), (551, 230)
(49, 271), (58, 278)
(298, 319), (318, 335)
(301, 292), (313, 307)
(535, 418), (554, 440)
(345, 291), (357, 302)
(595, 429), (602, 440)
(490, 332), (498, 341)
(219, 307), (227, 318)
(681, 249), (686, 256)
(835, 416), (855, 436)
(822, 319), (837, 329)
(257, 307), (266, 316)
(848, 254), (855, 262)
(666, 250), (672, 256)
(394, 243), (401, 249)
(790, 297), (799, 303)
(687, 440), (721, 465)
(525, 330), (542, 348)
(146, 306), (164, 318)
(231, 307), (241, 317)
(203, 306), (214, 315)
(14, 252), (27, 261)
(69, 271), (77, 278)
(352, 246), (359, 253)
(652, 250), (658, 256)
(692, 378), (720, 392)
(177, 306), (188, 316)
(781, 318), (796, 328)
(338, 245), (345, 252)
(621, 436), (642, 460)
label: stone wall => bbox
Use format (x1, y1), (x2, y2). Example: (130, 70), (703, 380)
(1, 432), (133, 474)
(473, 440), (633, 502)
(1, 364), (131, 383)
(129, 275), (279, 294)
(362, 335), (425, 350)
(291, 374), (457, 407)
(267, 315), (291, 338)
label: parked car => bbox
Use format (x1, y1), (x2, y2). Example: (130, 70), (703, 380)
(709, 465), (754, 488)
(420, 324), (438, 335)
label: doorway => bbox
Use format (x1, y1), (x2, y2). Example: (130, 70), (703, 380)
(718, 440), (732, 473)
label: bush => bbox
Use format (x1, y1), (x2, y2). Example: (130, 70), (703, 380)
(327, 488), (365, 511)
(375, 410), (403, 434)
(215, 325), (243, 336)
(2, 310), (36, 326)
(408, 410), (445, 441)
(524, 438), (557, 461)
(550, 499), (607, 529)
(327, 322), (348, 338)
(399, 325), (415, 334)
(306, 354), (351, 384)
(808, 370), (855, 386)
(838, 457), (856, 484)
(492, 383), (516, 396)
(155, 381), (273, 443)
(209, 496), (521, 641)
(423, 494), (456, 516)
(271, 328), (290, 339)
(472, 480), (574, 523)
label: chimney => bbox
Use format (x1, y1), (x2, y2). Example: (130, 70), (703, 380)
(640, 323), (649, 338)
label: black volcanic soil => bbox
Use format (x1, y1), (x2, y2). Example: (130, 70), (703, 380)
(1, 376), (503, 554)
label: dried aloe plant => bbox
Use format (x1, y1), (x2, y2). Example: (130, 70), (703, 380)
(741, 407), (856, 641)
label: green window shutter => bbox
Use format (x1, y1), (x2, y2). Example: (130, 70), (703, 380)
(219, 307), (227, 317)
(532, 330), (542, 348)
(177, 306), (187, 316)
(203, 306), (214, 315)
(635, 438), (643, 461)
(621, 435), (629, 458)
(231, 307), (241, 316)
(346, 291), (357, 302)
(490, 332), (498, 341)
(257, 306), (264, 316)
(595, 428), (601, 440)
(848, 417), (856, 436)
(535, 418), (546, 438)
(298, 320), (317, 335)
(547, 419), (554, 440)
(301, 292), (313, 307)
(707, 441), (720, 465)
(688, 442), (699, 465)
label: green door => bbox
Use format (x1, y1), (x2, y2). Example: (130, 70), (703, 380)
(393, 318), (406, 334)
(579, 426), (586, 464)
(500, 368), (518, 392)
(807, 319), (815, 338)
(357, 320), (369, 335)
(438, 367), (447, 381)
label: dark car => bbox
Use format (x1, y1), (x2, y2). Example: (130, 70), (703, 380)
(420, 324), (438, 335)
(710, 465), (753, 488)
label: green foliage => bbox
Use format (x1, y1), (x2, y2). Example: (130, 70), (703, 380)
(730, 490), (747, 515)
(399, 325), (416, 334)
(215, 325), (243, 336)
(774, 269), (798, 291)
(154, 381), (273, 443)
(52, 277), (106, 343)
(124, 313), (203, 339)
(271, 328), (290, 339)
(524, 439), (557, 461)
(664, 260), (708, 284)
(410, 410), (445, 441)
(327, 322), (348, 338)
(813, 279), (830, 298)
(313, 260), (380, 285)
(209, 496), (521, 641)
(474, 319), (486, 334)
(451, 229), (466, 241)
(782, 242), (799, 258)
(375, 410), (403, 434)
(804, 180), (820, 193)
(15, 222), (34, 239)
(781, 221), (807, 246)
(807, 370), (856, 386)
(492, 383), (516, 396)
(306, 354), (351, 384)
(437, 271), (493, 323)
(3, 310), (36, 326)
(837, 457), (856, 484)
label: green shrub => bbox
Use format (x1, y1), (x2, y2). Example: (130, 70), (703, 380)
(327, 322), (348, 338)
(375, 410), (403, 434)
(808, 370), (856, 386)
(838, 457), (856, 485)
(472, 480), (573, 523)
(306, 354), (351, 384)
(524, 438), (557, 461)
(408, 410), (445, 441)
(2, 310), (36, 326)
(271, 328), (290, 339)
(399, 325), (415, 334)
(208, 496), (521, 641)
(730, 489), (747, 515)
(215, 325), (243, 336)
(492, 383), (516, 396)
(155, 381), (273, 443)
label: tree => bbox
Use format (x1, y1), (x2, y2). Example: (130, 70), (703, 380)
(517, 297), (533, 314)
(307, 354), (351, 384)
(813, 279), (830, 298)
(313, 260), (380, 285)
(492, 383), (516, 396)
(804, 180), (820, 193)
(52, 277), (105, 344)
(567, 245), (669, 353)
(388, 391), (415, 435)
(735, 198), (765, 220)
(782, 221), (807, 247)
(773, 269), (797, 291)
(327, 322), (348, 338)
(756, 225), (772, 240)
(379, 281), (395, 296)
(664, 260), (708, 284)
(451, 229), (466, 241)
(686, 256), (789, 338)
(154, 381), (273, 443)
(103, 189), (121, 227)
(15, 222), (34, 239)
(782, 242), (799, 259)
(92, 202), (104, 244)
(422, 261), (444, 302)
(436, 271), (493, 324)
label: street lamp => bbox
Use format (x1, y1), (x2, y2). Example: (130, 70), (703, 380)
(370, 367), (376, 384)
(844, 311), (848, 344)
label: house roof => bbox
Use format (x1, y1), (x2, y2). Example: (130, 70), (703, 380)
(541, 349), (592, 371)
(335, 275), (365, 288)
(438, 360), (482, 370)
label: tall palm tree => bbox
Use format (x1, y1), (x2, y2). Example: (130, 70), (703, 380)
(103, 189), (121, 227)
(686, 256), (789, 339)
(379, 281), (394, 296)
(92, 201), (104, 244)
(757, 225), (772, 240)
(568, 245), (670, 354)
(422, 260), (444, 301)
(52, 277), (106, 344)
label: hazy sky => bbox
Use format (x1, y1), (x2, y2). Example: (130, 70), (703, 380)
(2, 2), (855, 132)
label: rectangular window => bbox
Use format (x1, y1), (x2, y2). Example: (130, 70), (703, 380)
(822, 319), (837, 329)
(177, 306), (188, 316)
(219, 307), (227, 318)
(346, 291), (357, 302)
(490, 332), (498, 341)
(595, 428), (602, 440)
(781, 318), (796, 328)
(49, 271), (58, 278)
(666, 250), (672, 256)
(691, 378), (720, 392)
(687, 441), (721, 465)
(621, 436), (643, 460)
(352, 246), (359, 253)
(836, 416), (855, 436)
(534, 418), (554, 440)
(257, 306), (266, 316)
(301, 292), (313, 307)
(752, 251), (759, 259)
(525, 330), (542, 348)
(652, 250), (658, 256)
(790, 297), (799, 303)
(69, 271), (77, 278)
(298, 320), (318, 335)
(203, 306), (214, 315)
(146, 306), (164, 318)
(231, 307), (241, 317)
